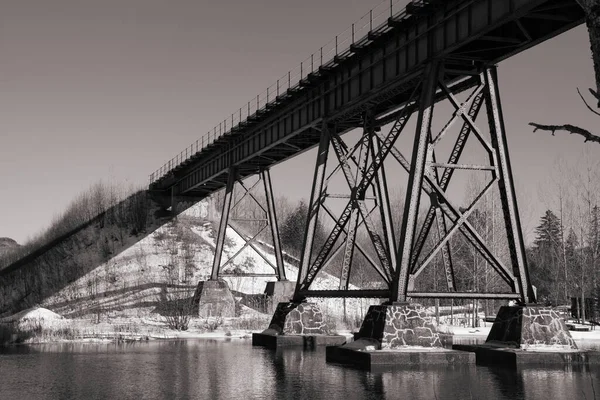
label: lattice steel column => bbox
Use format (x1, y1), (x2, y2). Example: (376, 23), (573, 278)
(261, 169), (286, 281)
(372, 131), (396, 274)
(293, 122), (331, 301)
(392, 62), (441, 303)
(484, 66), (535, 303)
(211, 167), (237, 280)
(338, 117), (372, 290)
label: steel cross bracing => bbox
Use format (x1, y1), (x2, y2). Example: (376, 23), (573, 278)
(391, 63), (534, 303)
(293, 62), (535, 304)
(211, 168), (287, 281)
(293, 84), (420, 300)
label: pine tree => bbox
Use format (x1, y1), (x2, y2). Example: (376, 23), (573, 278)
(529, 210), (563, 304)
(533, 210), (562, 250)
(280, 201), (326, 258)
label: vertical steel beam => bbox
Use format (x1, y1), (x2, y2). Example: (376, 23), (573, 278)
(484, 66), (535, 303)
(211, 168), (237, 281)
(339, 120), (371, 290)
(430, 135), (456, 291)
(435, 207), (456, 291)
(294, 122), (331, 300)
(392, 62), (440, 302)
(261, 169), (286, 281)
(429, 147), (456, 291)
(372, 135), (397, 274)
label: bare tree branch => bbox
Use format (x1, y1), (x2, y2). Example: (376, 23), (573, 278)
(589, 87), (600, 103)
(578, 88), (600, 116)
(529, 122), (600, 144)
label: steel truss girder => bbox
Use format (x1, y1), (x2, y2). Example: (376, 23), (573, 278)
(211, 167), (287, 281)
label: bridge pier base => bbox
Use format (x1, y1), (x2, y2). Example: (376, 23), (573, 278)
(484, 305), (576, 348)
(252, 302), (347, 349)
(450, 305), (600, 368)
(326, 303), (472, 370)
(351, 302), (449, 348)
(193, 280), (235, 318)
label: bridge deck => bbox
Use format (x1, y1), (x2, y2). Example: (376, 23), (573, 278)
(149, 0), (584, 198)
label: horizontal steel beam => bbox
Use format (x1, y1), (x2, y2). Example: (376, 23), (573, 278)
(408, 292), (521, 299)
(298, 289), (390, 298)
(296, 289), (520, 299)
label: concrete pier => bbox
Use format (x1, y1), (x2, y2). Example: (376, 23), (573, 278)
(326, 303), (468, 370)
(252, 302), (346, 349)
(452, 305), (600, 367)
(193, 280), (235, 318)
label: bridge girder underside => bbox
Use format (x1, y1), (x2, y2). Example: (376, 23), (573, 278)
(293, 62), (535, 304)
(149, 0), (584, 202)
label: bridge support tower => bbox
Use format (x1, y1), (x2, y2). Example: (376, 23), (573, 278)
(261, 61), (575, 355)
(195, 167), (294, 317)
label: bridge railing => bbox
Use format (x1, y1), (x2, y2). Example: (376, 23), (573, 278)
(149, 0), (422, 185)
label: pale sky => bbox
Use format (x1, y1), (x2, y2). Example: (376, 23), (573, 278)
(0, 0), (597, 245)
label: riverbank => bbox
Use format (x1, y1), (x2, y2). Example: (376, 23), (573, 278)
(0, 307), (277, 345)
(2, 307), (599, 347)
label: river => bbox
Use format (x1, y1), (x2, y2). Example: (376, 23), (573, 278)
(0, 339), (599, 400)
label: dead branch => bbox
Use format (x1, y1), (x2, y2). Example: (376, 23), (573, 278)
(529, 122), (600, 144)
(578, 88), (600, 116)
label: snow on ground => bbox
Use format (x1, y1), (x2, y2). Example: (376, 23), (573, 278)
(1, 307), (63, 323)
(194, 224), (374, 322)
(37, 204), (373, 324)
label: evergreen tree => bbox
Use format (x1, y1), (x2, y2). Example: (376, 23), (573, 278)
(533, 210), (562, 250)
(529, 210), (562, 304)
(280, 201), (326, 258)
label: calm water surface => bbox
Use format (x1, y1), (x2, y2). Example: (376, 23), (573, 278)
(1, 339), (599, 400)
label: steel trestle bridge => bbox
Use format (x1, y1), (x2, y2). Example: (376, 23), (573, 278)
(149, 0), (585, 304)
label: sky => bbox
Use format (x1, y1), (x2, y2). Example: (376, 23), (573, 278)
(0, 0), (597, 245)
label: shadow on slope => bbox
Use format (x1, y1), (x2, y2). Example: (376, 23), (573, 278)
(0, 190), (189, 316)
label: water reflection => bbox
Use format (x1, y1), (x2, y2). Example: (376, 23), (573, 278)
(0, 340), (598, 400)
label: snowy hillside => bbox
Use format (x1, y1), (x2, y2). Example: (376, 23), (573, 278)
(40, 202), (374, 323)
